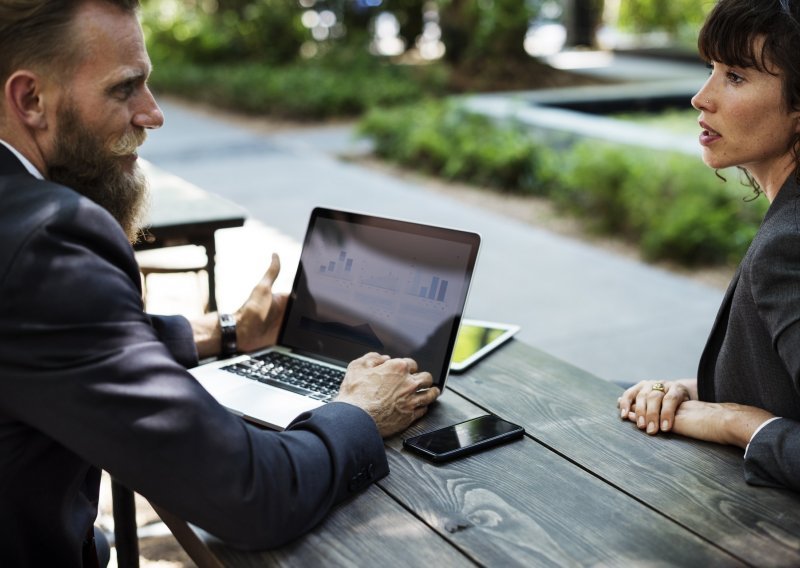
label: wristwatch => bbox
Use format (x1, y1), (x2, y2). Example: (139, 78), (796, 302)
(219, 313), (238, 357)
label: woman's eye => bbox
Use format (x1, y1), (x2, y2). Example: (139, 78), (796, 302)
(726, 71), (744, 84)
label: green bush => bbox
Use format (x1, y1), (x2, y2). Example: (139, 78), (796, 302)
(148, 57), (448, 120)
(551, 141), (767, 265)
(357, 102), (769, 266)
(358, 101), (554, 194)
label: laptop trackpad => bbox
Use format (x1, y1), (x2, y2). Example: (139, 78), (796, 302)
(218, 382), (325, 431)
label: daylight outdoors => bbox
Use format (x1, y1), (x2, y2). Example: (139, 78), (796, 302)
(103, 0), (781, 564)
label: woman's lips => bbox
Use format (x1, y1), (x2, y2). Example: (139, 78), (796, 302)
(699, 121), (721, 146)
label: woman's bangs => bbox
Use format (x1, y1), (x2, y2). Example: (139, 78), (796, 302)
(698, 12), (762, 69)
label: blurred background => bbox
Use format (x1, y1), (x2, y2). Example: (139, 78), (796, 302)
(113, 1), (765, 565)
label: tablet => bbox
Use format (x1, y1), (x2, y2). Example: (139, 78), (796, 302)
(449, 319), (520, 373)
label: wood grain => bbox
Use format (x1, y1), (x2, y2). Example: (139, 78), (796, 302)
(447, 340), (800, 566)
(383, 389), (743, 567)
(204, 484), (471, 567)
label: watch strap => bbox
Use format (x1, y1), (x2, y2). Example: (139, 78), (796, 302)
(219, 313), (238, 357)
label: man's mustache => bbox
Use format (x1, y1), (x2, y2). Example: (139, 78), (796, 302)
(109, 128), (147, 157)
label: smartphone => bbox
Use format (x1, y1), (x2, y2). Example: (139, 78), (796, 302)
(403, 414), (525, 462)
(450, 319), (520, 373)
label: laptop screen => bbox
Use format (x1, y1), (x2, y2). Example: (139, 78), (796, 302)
(279, 208), (481, 388)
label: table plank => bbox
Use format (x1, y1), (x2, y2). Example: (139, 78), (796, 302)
(380, 390), (744, 567)
(133, 161), (247, 311)
(200, 483), (471, 567)
(448, 340), (800, 566)
(140, 161), (246, 241)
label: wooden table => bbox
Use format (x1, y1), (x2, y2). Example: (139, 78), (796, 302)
(134, 161), (246, 312)
(158, 340), (800, 567)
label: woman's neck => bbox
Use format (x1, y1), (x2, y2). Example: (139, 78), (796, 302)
(749, 155), (797, 202)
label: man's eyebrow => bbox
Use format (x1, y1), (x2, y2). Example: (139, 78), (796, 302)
(106, 69), (148, 91)
(116, 67), (150, 83)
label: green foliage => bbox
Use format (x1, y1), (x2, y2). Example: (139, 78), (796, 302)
(141, 0), (306, 65)
(546, 141), (766, 264)
(617, 0), (713, 45)
(439, 0), (537, 65)
(358, 101), (553, 193)
(357, 101), (769, 266)
(148, 53), (448, 120)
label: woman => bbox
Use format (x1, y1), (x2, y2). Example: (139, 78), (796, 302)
(617, 0), (800, 492)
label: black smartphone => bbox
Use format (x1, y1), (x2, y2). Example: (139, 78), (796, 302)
(403, 414), (525, 462)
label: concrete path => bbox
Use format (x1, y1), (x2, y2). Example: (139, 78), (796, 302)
(139, 54), (726, 385)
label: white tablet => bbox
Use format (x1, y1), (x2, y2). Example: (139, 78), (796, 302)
(449, 319), (520, 373)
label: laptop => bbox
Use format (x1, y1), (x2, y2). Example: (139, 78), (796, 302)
(190, 207), (481, 430)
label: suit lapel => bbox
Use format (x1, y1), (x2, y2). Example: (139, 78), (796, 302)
(696, 265), (741, 402)
(0, 143), (30, 176)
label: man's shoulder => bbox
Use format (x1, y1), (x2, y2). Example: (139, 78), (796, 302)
(0, 173), (120, 243)
(0, 175), (130, 284)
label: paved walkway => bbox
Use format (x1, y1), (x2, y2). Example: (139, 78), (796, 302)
(139, 52), (726, 385)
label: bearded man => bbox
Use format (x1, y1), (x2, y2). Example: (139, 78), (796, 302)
(0, 1), (439, 566)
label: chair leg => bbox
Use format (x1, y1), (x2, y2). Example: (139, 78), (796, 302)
(111, 478), (140, 568)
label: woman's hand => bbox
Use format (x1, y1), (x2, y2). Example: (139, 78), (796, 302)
(618, 379), (697, 435)
(672, 401), (775, 448)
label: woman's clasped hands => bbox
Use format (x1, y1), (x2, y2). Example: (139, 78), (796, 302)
(617, 379), (775, 448)
(618, 379), (697, 436)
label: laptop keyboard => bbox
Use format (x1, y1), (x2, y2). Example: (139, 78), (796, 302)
(222, 351), (344, 402)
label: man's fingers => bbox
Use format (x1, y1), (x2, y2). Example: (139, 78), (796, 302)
(263, 253), (281, 285)
(400, 357), (418, 374)
(416, 386), (440, 406)
(413, 371), (434, 389)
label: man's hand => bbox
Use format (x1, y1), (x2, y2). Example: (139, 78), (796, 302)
(336, 353), (440, 438)
(235, 253), (288, 353)
(191, 253), (287, 359)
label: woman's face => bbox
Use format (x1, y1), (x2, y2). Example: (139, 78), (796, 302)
(691, 37), (800, 193)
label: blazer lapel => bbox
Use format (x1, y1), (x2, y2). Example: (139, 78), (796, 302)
(0, 143), (30, 176)
(696, 265), (741, 402)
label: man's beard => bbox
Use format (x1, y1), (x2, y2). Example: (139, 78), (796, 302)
(47, 103), (150, 243)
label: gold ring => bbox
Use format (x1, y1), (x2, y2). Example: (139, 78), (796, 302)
(651, 382), (666, 393)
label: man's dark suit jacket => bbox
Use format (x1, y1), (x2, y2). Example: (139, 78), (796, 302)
(0, 144), (388, 566)
(698, 171), (800, 492)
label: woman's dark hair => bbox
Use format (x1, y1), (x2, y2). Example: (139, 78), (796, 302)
(698, 0), (800, 189)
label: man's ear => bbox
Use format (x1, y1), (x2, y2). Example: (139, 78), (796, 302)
(4, 70), (49, 130)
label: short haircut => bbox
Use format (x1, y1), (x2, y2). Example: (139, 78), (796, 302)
(0, 0), (140, 85)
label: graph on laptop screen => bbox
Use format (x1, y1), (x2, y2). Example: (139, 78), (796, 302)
(279, 210), (479, 386)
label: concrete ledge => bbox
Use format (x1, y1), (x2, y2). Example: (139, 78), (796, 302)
(461, 68), (705, 156)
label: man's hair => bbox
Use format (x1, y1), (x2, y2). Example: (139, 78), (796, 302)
(0, 0), (140, 85)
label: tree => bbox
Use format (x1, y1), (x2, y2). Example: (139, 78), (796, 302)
(393, 0), (427, 51)
(563, 0), (604, 48)
(439, 0), (535, 64)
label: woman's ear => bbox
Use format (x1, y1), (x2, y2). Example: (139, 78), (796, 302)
(4, 70), (49, 130)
